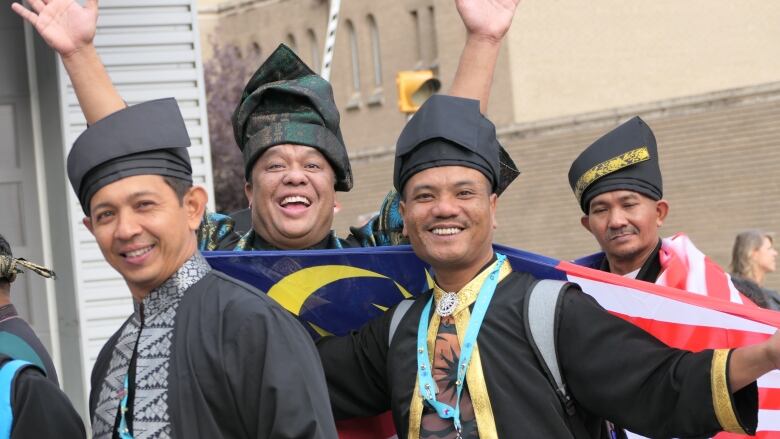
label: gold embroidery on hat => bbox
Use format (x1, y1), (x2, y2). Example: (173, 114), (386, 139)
(574, 146), (650, 202)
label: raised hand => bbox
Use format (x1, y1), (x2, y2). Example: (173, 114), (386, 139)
(455, 0), (521, 43)
(12, 0), (98, 58)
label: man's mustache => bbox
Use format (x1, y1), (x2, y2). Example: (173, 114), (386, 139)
(607, 226), (639, 240)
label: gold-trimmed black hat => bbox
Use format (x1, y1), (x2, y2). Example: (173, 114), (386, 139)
(232, 44), (352, 191)
(67, 98), (192, 216)
(394, 95), (519, 195)
(568, 116), (662, 213)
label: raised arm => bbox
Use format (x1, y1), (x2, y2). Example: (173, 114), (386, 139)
(449, 0), (521, 113)
(12, 0), (125, 123)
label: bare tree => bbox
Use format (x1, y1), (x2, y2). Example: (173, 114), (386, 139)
(204, 34), (263, 213)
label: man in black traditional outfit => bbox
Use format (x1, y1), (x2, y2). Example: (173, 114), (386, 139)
(66, 98), (336, 438)
(569, 117), (751, 304)
(316, 94), (780, 438)
(12, 0), (520, 252)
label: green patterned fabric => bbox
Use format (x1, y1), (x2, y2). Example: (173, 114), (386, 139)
(197, 211), (238, 251)
(232, 44), (352, 191)
(348, 189), (408, 247)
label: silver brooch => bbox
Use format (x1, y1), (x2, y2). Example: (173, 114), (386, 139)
(436, 292), (459, 317)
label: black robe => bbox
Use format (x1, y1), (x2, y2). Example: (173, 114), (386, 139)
(317, 268), (757, 438)
(1, 355), (85, 438)
(90, 270), (337, 439)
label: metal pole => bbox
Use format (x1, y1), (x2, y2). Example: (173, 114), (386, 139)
(320, 0), (341, 81)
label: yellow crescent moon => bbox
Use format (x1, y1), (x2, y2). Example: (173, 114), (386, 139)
(267, 265), (413, 316)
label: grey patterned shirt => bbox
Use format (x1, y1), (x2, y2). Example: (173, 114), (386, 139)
(92, 252), (211, 439)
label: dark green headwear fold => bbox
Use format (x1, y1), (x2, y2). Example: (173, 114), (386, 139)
(232, 44), (352, 191)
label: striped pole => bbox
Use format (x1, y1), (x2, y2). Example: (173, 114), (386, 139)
(320, 0), (341, 81)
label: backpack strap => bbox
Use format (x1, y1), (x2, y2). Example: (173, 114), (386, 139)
(524, 280), (592, 438)
(0, 359), (35, 439)
(523, 279), (574, 414)
(388, 299), (415, 347)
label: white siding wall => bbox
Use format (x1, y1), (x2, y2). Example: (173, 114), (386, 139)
(59, 0), (213, 397)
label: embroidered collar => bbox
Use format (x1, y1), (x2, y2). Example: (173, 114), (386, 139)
(432, 257), (513, 316)
(135, 252), (211, 317)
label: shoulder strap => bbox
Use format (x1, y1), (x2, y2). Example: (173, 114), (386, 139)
(388, 299), (415, 347)
(524, 280), (593, 438)
(0, 359), (35, 439)
(524, 279), (573, 414)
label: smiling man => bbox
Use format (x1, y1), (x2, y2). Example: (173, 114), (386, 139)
(67, 98), (336, 438)
(314, 95), (780, 439)
(229, 44), (354, 250)
(13, 0), (521, 253)
(569, 117), (751, 305)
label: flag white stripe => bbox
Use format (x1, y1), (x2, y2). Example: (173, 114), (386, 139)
(569, 276), (778, 334)
(758, 371), (780, 389)
(759, 409), (780, 431)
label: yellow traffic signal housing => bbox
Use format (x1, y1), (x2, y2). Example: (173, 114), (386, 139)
(396, 70), (441, 113)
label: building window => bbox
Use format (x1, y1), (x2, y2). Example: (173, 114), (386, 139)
(410, 10), (422, 65)
(427, 6), (438, 67)
(346, 20), (361, 93)
(367, 14), (382, 87)
(248, 41), (262, 62)
(286, 33), (297, 52)
(308, 29), (320, 73)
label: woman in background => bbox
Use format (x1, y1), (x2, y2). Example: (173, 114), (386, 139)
(731, 229), (780, 310)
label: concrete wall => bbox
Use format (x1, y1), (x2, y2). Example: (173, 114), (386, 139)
(507, 0), (780, 122)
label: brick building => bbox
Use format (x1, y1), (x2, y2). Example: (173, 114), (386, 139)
(199, 0), (780, 288)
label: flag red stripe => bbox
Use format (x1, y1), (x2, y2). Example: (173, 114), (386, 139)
(759, 389), (780, 411)
(716, 431), (780, 438)
(704, 257), (731, 302)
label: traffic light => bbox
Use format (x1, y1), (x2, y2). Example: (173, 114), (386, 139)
(396, 70), (441, 113)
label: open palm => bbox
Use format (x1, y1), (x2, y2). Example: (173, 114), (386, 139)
(12, 0), (98, 57)
(456, 0), (521, 42)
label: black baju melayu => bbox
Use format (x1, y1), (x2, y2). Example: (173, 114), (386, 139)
(317, 259), (757, 439)
(89, 253), (337, 439)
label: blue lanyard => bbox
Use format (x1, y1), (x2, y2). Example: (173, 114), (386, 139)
(118, 375), (134, 439)
(416, 253), (506, 435)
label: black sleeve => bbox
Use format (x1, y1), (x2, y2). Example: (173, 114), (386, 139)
(11, 367), (86, 439)
(225, 303), (339, 439)
(558, 286), (758, 437)
(316, 305), (395, 419)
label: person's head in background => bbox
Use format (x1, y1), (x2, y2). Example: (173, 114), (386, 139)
(731, 230), (777, 286)
(0, 234), (12, 304)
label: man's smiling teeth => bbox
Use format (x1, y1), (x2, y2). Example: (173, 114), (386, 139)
(125, 246), (153, 258)
(432, 227), (462, 236)
(281, 196), (311, 206)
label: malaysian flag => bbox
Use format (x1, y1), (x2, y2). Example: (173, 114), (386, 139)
(205, 240), (780, 437)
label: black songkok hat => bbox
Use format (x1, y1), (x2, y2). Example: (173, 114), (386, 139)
(67, 98), (192, 216)
(568, 116), (662, 213)
(232, 44), (352, 191)
(394, 95), (519, 195)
